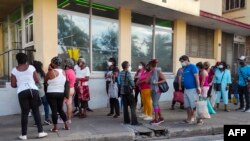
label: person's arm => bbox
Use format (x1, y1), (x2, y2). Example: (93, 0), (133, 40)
(226, 70), (232, 91)
(178, 75), (182, 91)
(192, 65), (201, 94)
(33, 71), (39, 83)
(11, 74), (17, 88)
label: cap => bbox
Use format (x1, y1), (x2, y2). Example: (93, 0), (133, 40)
(238, 56), (246, 61)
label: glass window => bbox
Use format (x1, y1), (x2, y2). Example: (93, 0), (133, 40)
(186, 25), (214, 59)
(224, 0), (245, 11)
(92, 17), (118, 71)
(155, 18), (173, 72)
(131, 13), (153, 71)
(25, 15), (33, 45)
(58, 11), (90, 65)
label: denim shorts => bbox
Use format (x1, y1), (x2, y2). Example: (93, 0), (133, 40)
(184, 88), (199, 108)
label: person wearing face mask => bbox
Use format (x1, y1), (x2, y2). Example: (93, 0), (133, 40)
(237, 56), (250, 112)
(213, 61), (232, 112)
(105, 58), (120, 118)
(137, 63), (153, 120)
(179, 55), (201, 125)
(134, 62), (146, 110)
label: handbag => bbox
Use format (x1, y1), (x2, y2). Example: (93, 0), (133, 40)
(123, 71), (133, 95)
(108, 81), (118, 98)
(158, 81), (169, 93)
(64, 80), (70, 99)
(173, 91), (184, 103)
(196, 97), (210, 119)
(214, 71), (225, 91)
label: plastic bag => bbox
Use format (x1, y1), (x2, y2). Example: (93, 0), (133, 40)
(196, 98), (211, 119)
(210, 86), (217, 107)
(173, 91), (184, 103)
(108, 81), (118, 98)
(207, 99), (216, 115)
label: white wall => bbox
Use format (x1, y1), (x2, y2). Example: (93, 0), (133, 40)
(0, 77), (175, 116)
(200, 0), (222, 16)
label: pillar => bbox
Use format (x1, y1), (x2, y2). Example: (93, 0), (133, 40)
(33, 0), (57, 70)
(173, 20), (186, 74)
(214, 29), (222, 61)
(118, 8), (131, 68)
(0, 25), (3, 77)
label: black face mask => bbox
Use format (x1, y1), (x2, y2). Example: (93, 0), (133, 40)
(240, 62), (244, 66)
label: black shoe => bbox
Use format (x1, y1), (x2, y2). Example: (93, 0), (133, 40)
(113, 115), (119, 118)
(87, 108), (93, 112)
(131, 122), (142, 126)
(107, 113), (113, 116)
(236, 107), (244, 111)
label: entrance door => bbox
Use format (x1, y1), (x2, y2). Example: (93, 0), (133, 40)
(232, 43), (245, 77)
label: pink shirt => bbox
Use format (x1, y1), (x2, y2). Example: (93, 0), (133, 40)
(139, 71), (151, 89)
(65, 69), (76, 88)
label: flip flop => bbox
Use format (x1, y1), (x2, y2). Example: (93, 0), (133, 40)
(50, 128), (58, 132)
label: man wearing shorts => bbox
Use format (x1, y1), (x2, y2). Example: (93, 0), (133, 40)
(179, 55), (201, 124)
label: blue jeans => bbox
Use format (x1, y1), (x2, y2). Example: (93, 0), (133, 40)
(41, 95), (50, 121)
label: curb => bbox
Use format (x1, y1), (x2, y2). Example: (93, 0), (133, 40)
(168, 126), (223, 139)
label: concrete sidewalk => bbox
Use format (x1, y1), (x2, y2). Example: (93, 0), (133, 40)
(1, 102), (250, 141)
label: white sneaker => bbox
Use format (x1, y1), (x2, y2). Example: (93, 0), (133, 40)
(139, 114), (146, 118)
(67, 120), (72, 124)
(28, 112), (32, 117)
(144, 116), (153, 121)
(19, 135), (27, 140)
(244, 109), (250, 113)
(38, 132), (48, 138)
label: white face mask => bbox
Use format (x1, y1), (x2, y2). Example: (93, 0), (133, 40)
(138, 65), (143, 69)
(128, 66), (132, 72)
(181, 62), (187, 67)
(108, 62), (113, 66)
(218, 65), (223, 69)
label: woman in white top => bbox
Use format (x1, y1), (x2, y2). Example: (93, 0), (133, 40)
(11, 53), (48, 140)
(45, 56), (69, 132)
(75, 58), (90, 118)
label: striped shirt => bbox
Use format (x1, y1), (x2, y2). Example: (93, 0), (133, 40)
(119, 70), (134, 95)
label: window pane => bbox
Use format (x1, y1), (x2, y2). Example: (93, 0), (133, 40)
(230, 0), (235, 9)
(240, 0), (245, 8)
(92, 17), (118, 71)
(58, 12), (90, 64)
(155, 18), (173, 72)
(131, 13), (153, 71)
(24, 0), (33, 15)
(226, 0), (230, 10)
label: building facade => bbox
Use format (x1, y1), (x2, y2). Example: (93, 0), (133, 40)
(0, 0), (250, 116)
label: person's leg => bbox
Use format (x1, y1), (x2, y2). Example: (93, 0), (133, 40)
(141, 89), (147, 116)
(46, 93), (58, 131)
(221, 86), (229, 111)
(128, 94), (138, 125)
(215, 91), (222, 109)
(172, 82), (179, 109)
(122, 95), (130, 124)
(57, 93), (69, 129)
(114, 98), (120, 116)
(238, 85), (244, 109)
(30, 90), (43, 133)
(144, 89), (152, 117)
(18, 90), (30, 136)
(183, 89), (191, 121)
(134, 87), (140, 107)
(110, 98), (115, 115)
(66, 88), (74, 121)
(42, 96), (50, 121)
(243, 86), (250, 111)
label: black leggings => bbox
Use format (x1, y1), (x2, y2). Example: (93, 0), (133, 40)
(18, 89), (43, 135)
(46, 92), (67, 124)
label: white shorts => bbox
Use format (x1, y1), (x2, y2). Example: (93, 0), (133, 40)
(184, 88), (199, 108)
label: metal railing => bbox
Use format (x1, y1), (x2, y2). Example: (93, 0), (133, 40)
(0, 48), (36, 82)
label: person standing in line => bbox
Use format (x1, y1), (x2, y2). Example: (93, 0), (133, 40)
(179, 55), (201, 124)
(196, 62), (209, 98)
(75, 58), (91, 118)
(213, 61), (232, 112)
(149, 59), (166, 125)
(32, 60), (52, 125)
(204, 62), (214, 98)
(106, 57), (120, 118)
(11, 53), (48, 140)
(237, 56), (250, 112)
(137, 63), (153, 120)
(64, 58), (76, 123)
(171, 67), (184, 110)
(45, 56), (69, 132)
(134, 62), (146, 109)
(120, 61), (140, 125)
